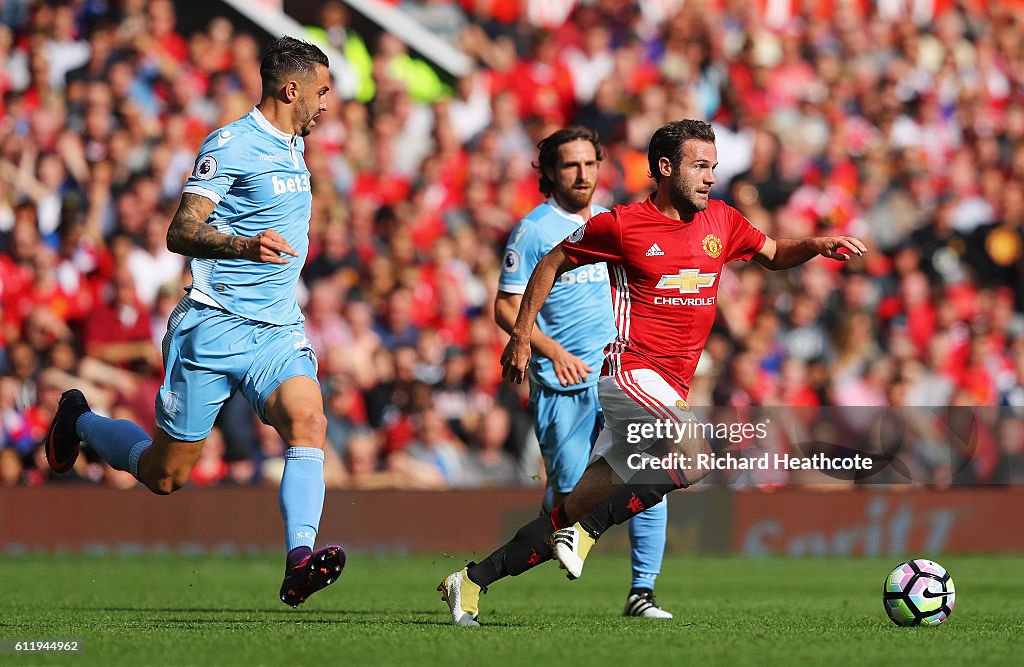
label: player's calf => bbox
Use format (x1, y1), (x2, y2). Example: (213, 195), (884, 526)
(580, 481), (681, 538)
(464, 508), (567, 591)
(133, 433), (205, 495)
(560, 458), (621, 524)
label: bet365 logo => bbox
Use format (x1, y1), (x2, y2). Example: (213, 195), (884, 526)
(273, 174), (311, 195)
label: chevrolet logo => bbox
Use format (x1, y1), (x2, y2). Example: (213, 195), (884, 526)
(655, 269), (718, 293)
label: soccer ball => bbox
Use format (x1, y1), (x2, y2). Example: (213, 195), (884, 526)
(883, 559), (955, 626)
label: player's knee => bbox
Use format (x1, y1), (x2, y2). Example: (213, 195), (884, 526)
(145, 467), (190, 496)
(147, 477), (177, 495)
(148, 479), (174, 496)
(288, 409), (327, 448)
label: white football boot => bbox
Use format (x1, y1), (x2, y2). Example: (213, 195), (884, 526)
(624, 590), (674, 618)
(551, 523), (595, 580)
(437, 567), (482, 627)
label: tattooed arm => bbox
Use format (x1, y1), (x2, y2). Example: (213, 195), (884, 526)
(165, 193), (298, 263)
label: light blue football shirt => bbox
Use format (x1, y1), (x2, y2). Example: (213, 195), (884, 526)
(498, 200), (617, 392)
(181, 107), (311, 326)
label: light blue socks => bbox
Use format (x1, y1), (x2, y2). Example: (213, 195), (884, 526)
(76, 412), (153, 479)
(279, 447), (326, 551)
(628, 499), (667, 590)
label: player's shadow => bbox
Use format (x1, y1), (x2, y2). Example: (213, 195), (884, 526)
(73, 607), (378, 614)
(68, 607), (483, 626)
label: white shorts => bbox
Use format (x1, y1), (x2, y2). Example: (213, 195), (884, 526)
(590, 369), (707, 484)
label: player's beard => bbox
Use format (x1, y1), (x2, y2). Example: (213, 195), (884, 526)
(672, 171), (709, 214)
(297, 98), (317, 137)
(559, 181), (595, 212)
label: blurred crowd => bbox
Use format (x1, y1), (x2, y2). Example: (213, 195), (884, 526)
(2, 0), (1024, 490)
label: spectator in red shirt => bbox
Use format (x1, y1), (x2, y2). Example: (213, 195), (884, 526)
(82, 268), (159, 374)
(0, 217), (39, 316)
(8, 245), (84, 334)
(511, 30), (576, 125)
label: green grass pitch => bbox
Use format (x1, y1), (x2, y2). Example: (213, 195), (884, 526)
(1, 553), (1021, 665)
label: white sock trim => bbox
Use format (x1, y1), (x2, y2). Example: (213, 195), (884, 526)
(284, 446), (325, 462)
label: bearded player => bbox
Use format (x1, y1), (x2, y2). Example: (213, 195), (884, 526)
(45, 37), (345, 608)
(438, 119), (866, 625)
(496, 126), (672, 618)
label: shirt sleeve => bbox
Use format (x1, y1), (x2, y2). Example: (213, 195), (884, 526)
(497, 220), (545, 294)
(560, 210), (623, 265)
(725, 205), (767, 262)
(181, 129), (247, 205)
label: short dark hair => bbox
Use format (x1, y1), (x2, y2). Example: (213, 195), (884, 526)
(533, 126), (606, 197)
(260, 36), (329, 92)
(647, 119), (716, 183)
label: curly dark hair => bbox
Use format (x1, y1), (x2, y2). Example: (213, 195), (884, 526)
(533, 126), (606, 197)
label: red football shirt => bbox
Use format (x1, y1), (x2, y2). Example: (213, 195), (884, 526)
(561, 197), (766, 398)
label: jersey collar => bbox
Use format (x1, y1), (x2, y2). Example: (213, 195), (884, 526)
(546, 198), (589, 225)
(643, 194), (699, 225)
(249, 106), (294, 144)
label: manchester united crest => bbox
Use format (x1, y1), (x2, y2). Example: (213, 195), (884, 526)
(702, 234), (723, 259)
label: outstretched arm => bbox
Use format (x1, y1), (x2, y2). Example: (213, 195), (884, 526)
(499, 245), (579, 384)
(753, 235), (866, 271)
(165, 193), (298, 263)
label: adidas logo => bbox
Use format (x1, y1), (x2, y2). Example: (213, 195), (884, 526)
(624, 591), (671, 618)
(552, 532), (575, 549)
(646, 243), (664, 257)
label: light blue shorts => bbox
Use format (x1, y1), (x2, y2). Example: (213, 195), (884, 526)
(156, 297), (318, 442)
(531, 380), (603, 494)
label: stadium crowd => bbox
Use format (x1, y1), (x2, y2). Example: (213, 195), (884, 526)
(1, 0), (1023, 490)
